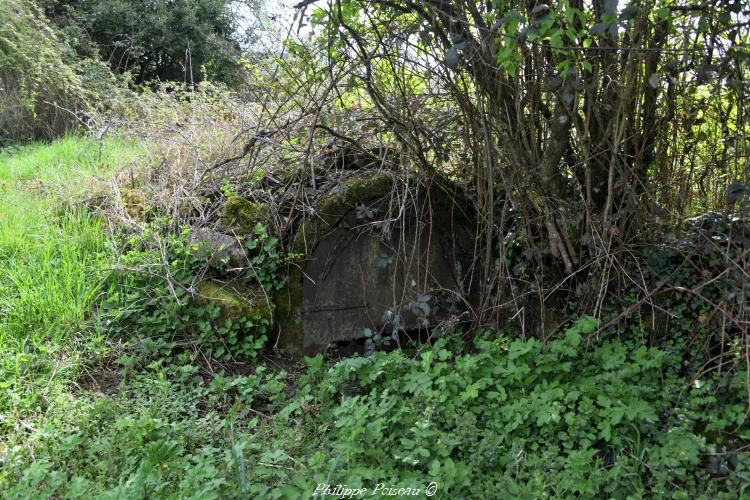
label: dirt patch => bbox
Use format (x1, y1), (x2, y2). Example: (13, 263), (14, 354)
(77, 363), (121, 397)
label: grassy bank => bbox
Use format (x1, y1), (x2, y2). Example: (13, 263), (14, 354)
(0, 135), (141, 461)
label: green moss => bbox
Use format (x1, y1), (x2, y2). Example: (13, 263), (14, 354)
(293, 173), (394, 256)
(196, 280), (273, 325)
(340, 173), (394, 204)
(220, 196), (269, 234)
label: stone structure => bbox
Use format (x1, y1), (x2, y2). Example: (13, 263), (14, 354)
(274, 173), (477, 355)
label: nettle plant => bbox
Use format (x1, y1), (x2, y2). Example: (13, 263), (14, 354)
(104, 220), (286, 362)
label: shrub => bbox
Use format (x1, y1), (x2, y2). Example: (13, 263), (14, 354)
(0, 0), (120, 143)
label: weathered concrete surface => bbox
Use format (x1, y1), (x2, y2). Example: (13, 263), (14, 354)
(273, 173), (395, 354)
(275, 177), (476, 355)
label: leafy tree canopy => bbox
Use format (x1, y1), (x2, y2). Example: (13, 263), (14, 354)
(40, 0), (261, 85)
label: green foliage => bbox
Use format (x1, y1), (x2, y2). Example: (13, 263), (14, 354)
(242, 222), (287, 292)
(305, 0), (750, 286)
(40, 0), (261, 85)
(0, 136), (142, 435)
(0, 0), (110, 142)
(3, 319), (747, 497)
(3, 364), (290, 499)
(1, 40), (748, 498)
(0, 135), (142, 340)
(0, 137), (746, 497)
(295, 324), (746, 497)
(103, 221), (286, 362)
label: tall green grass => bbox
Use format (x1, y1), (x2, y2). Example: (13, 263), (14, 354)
(0, 135), (142, 430)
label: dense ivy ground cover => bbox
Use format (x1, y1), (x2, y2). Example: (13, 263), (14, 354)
(1, 138), (748, 499)
(4, 325), (748, 498)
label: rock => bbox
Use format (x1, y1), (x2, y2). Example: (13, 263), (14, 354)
(196, 280), (274, 326)
(190, 229), (247, 269)
(220, 196), (269, 234)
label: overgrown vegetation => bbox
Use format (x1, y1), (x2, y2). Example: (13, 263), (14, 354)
(39, 0), (262, 85)
(3, 311), (748, 497)
(0, 137), (139, 448)
(0, 0), (119, 143)
(1, 0), (749, 497)
(104, 220), (285, 363)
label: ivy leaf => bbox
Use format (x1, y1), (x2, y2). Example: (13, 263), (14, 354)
(648, 72), (660, 88)
(454, 41), (468, 51)
(589, 22), (610, 35)
(450, 33), (465, 44)
(445, 47), (459, 69)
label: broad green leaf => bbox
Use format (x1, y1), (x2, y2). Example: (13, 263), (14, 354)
(589, 22), (610, 35)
